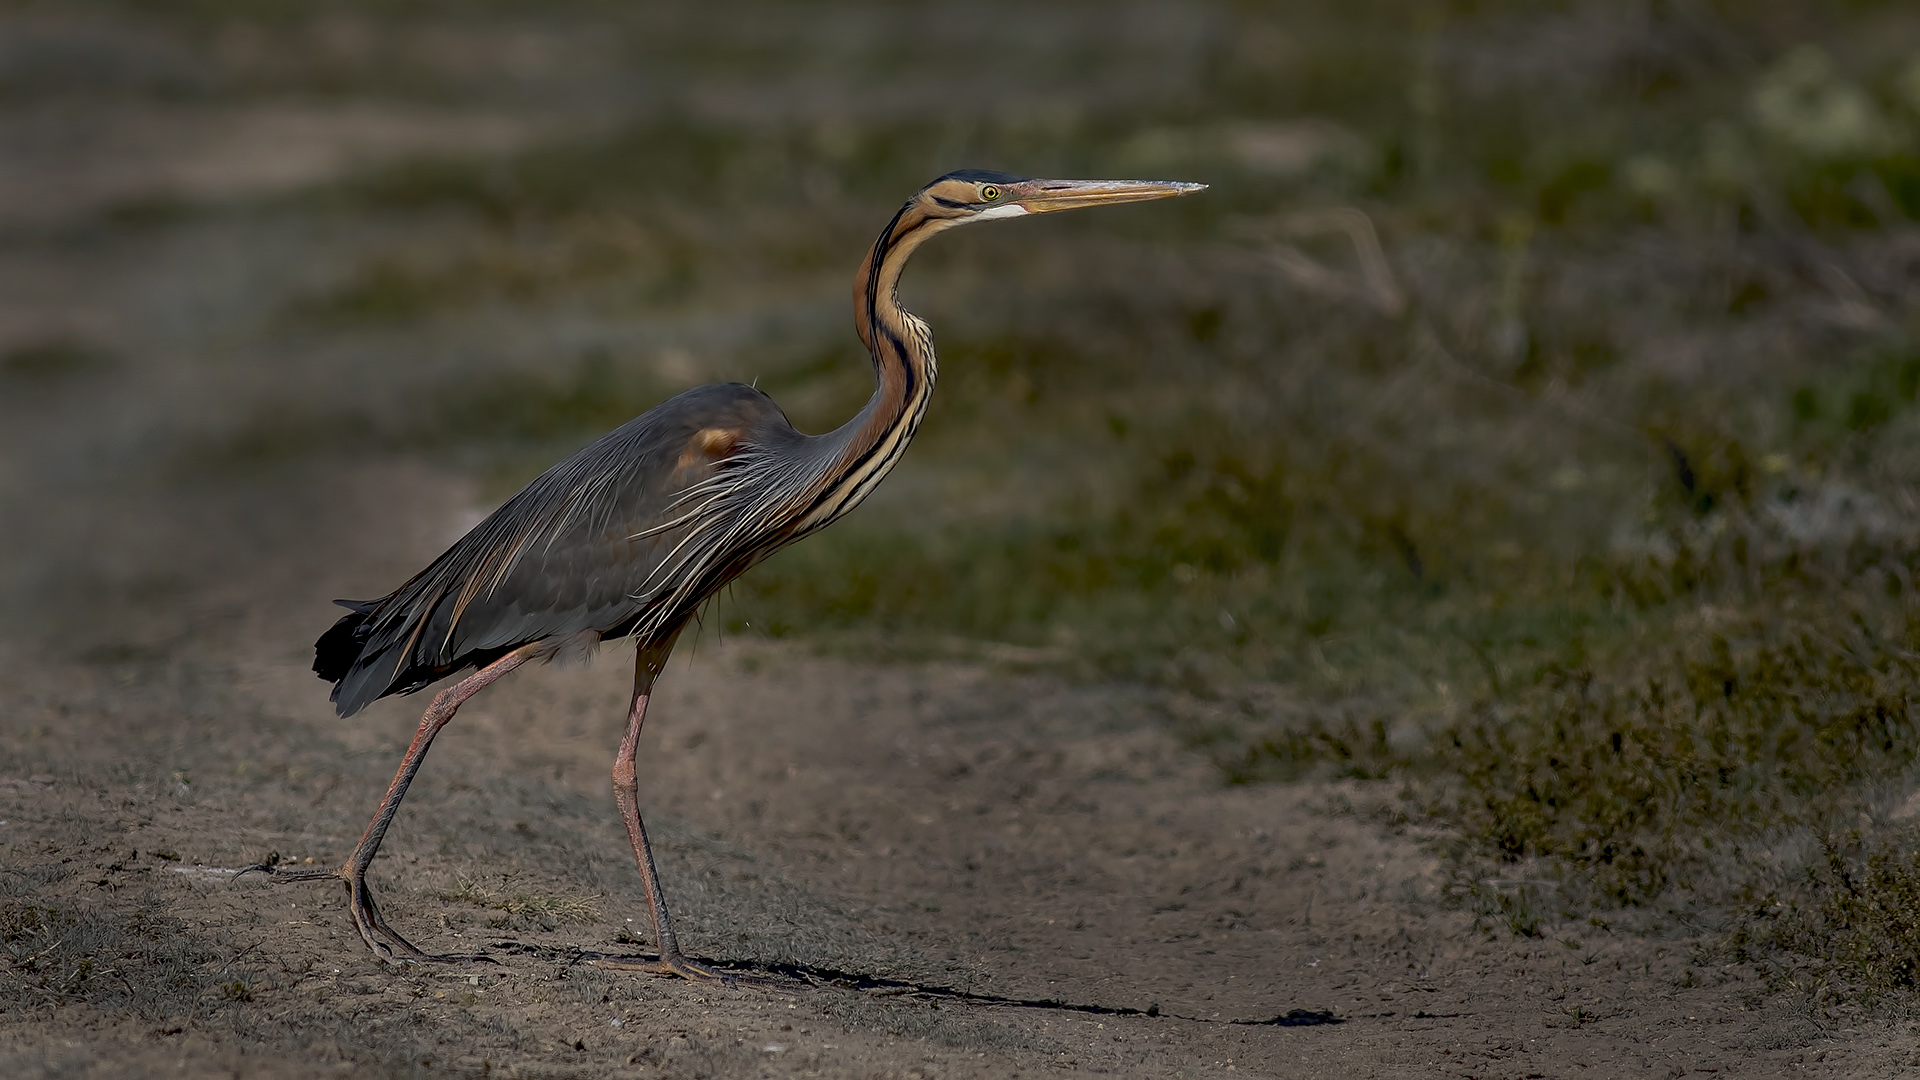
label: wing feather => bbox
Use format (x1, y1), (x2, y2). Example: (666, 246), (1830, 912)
(322, 382), (822, 716)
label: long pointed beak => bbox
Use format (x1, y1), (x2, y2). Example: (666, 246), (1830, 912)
(1011, 178), (1206, 214)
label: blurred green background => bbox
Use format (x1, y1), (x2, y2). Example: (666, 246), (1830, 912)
(7, 0), (1920, 996)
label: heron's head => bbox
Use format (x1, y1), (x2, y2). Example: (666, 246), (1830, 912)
(913, 169), (1205, 225)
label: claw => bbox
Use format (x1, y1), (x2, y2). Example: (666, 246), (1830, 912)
(354, 884), (492, 964)
(249, 858), (483, 964)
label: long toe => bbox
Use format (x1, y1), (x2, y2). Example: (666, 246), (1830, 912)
(254, 865), (348, 884)
(366, 932), (490, 966)
(589, 951), (781, 988)
(380, 933), (494, 966)
(363, 923), (431, 962)
(355, 893), (492, 964)
(348, 883), (433, 962)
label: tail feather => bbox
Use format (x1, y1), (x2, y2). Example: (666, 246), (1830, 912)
(313, 600), (377, 682)
(313, 598), (388, 715)
(315, 596), (497, 717)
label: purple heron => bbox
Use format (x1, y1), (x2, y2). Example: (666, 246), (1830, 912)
(279, 171), (1204, 982)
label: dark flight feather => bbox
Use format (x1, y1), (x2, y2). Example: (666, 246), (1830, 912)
(314, 382), (816, 716)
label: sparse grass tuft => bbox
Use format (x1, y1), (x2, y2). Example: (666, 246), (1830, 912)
(0, 895), (216, 1017)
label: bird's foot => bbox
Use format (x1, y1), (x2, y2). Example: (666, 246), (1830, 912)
(241, 857), (486, 965)
(346, 875), (492, 965)
(588, 950), (776, 987)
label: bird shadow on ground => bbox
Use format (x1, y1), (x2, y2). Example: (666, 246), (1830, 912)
(515, 942), (1343, 1027)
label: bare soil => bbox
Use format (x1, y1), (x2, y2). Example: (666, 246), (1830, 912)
(0, 460), (1904, 1078)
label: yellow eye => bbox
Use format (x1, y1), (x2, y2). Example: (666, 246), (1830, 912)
(979, 185), (1000, 201)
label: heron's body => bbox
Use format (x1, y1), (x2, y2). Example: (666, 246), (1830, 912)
(316, 382), (806, 714)
(281, 169), (1202, 981)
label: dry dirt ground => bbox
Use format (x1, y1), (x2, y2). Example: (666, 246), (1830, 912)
(1, 463), (1910, 1080)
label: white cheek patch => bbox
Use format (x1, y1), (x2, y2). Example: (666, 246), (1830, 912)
(971, 202), (1031, 222)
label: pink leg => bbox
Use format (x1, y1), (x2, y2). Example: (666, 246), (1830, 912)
(590, 631), (748, 983)
(272, 644), (538, 962)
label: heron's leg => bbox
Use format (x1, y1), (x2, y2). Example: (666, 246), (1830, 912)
(589, 632), (736, 983)
(267, 644), (539, 963)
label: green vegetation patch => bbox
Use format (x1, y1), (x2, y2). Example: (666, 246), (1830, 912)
(1, 338), (117, 382)
(181, 349), (673, 481)
(1431, 603), (1920, 907)
(1728, 830), (1920, 1004)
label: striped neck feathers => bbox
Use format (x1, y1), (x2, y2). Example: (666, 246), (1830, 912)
(854, 198), (955, 409)
(795, 200), (959, 533)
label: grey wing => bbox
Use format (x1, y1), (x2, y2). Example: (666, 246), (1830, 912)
(323, 382), (812, 716)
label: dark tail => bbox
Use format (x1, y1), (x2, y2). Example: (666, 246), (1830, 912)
(314, 599), (381, 694)
(315, 595), (491, 717)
